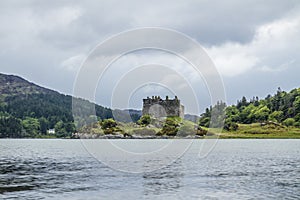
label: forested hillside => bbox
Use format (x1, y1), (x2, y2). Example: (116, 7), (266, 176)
(199, 87), (300, 130)
(0, 73), (113, 138)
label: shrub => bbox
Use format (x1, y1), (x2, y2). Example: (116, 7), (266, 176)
(294, 122), (300, 128)
(101, 118), (117, 129)
(195, 126), (207, 136)
(158, 117), (181, 136)
(224, 121), (239, 131)
(283, 118), (295, 127)
(137, 115), (151, 126)
(199, 117), (210, 127)
(101, 118), (122, 135)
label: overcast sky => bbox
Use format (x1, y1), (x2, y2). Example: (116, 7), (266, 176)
(1, 0), (300, 114)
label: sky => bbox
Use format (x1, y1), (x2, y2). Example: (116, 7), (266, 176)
(0, 0), (300, 114)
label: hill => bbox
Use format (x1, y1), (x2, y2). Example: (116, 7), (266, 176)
(0, 73), (58, 96)
(0, 73), (112, 138)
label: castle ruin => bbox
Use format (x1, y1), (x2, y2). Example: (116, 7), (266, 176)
(142, 96), (184, 118)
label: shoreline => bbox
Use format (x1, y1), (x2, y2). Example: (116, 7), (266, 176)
(1, 135), (300, 139)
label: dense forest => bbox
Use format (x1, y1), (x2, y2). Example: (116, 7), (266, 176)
(0, 73), (113, 138)
(199, 87), (300, 130)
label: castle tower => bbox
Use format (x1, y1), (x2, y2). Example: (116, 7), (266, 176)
(142, 96), (184, 118)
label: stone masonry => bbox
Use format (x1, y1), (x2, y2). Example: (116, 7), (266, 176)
(142, 96), (184, 118)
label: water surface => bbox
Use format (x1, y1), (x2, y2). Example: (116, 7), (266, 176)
(0, 139), (299, 199)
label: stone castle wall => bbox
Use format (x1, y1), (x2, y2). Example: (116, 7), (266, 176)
(142, 96), (184, 118)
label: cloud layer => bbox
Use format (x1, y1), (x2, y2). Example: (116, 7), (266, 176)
(0, 0), (299, 113)
(208, 11), (300, 76)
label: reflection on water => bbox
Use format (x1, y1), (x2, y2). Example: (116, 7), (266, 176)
(0, 139), (299, 199)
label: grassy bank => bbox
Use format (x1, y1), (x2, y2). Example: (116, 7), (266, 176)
(215, 123), (300, 139)
(78, 119), (300, 139)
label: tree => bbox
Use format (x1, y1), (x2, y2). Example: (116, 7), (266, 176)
(210, 101), (226, 128)
(237, 96), (248, 109)
(65, 122), (76, 134)
(198, 87), (300, 127)
(225, 106), (240, 122)
(252, 105), (270, 122)
(199, 107), (211, 127)
(268, 111), (284, 122)
(239, 104), (255, 124)
(199, 117), (210, 127)
(293, 96), (300, 113)
(39, 117), (49, 134)
(55, 121), (67, 138)
(22, 117), (40, 137)
(283, 118), (295, 127)
(295, 113), (300, 122)
(198, 102), (226, 128)
(54, 121), (75, 138)
(0, 116), (22, 138)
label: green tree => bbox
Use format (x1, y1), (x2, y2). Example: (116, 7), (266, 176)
(65, 122), (76, 134)
(0, 116), (22, 138)
(268, 111), (284, 122)
(295, 113), (300, 122)
(199, 102), (226, 128)
(22, 117), (40, 137)
(39, 117), (49, 134)
(199, 107), (211, 127)
(225, 106), (240, 122)
(293, 96), (300, 113)
(237, 96), (249, 109)
(54, 120), (68, 138)
(252, 105), (270, 122)
(199, 87), (300, 127)
(240, 104), (255, 124)
(283, 118), (295, 127)
(210, 101), (226, 128)
(199, 117), (210, 127)
(54, 121), (75, 138)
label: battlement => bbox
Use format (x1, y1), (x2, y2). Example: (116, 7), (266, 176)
(142, 96), (184, 118)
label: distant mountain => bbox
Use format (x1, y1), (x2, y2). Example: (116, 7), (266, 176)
(184, 114), (200, 123)
(0, 73), (56, 98)
(112, 109), (142, 123)
(0, 73), (112, 137)
(112, 109), (201, 123)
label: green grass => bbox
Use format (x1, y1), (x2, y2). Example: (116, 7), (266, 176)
(118, 122), (160, 136)
(109, 121), (300, 139)
(78, 120), (300, 139)
(217, 123), (300, 139)
(35, 134), (58, 139)
(118, 119), (197, 136)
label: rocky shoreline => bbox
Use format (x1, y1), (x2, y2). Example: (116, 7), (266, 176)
(73, 133), (204, 139)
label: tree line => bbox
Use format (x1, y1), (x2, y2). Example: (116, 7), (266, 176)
(199, 87), (300, 130)
(0, 93), (113, 138)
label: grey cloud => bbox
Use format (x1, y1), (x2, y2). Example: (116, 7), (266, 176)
(0, 0), (299, 113)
